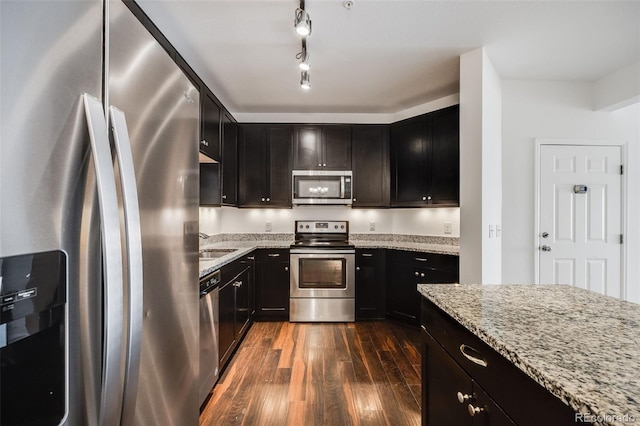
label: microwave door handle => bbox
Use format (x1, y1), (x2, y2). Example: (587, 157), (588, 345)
(109, 106), (144, 426)
(341, 176), (345, 198)
(82, 94), (125, 426)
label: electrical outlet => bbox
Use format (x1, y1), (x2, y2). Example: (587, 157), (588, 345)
(369, 221), (376, 232)
(443, 222), (452, 234)
(265, 221), (272, 232)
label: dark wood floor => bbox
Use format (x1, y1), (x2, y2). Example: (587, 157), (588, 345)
(200, 321), (422, 426)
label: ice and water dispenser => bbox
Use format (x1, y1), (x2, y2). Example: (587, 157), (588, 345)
(0, 250), (66, 425)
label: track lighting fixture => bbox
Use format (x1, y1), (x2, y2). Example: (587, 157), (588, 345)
(296, 39), (310, 71)
(294, 1), (312, 36)
(300, 71), (311, 90)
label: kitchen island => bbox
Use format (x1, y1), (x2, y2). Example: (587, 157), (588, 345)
(418, 284), (640, 426)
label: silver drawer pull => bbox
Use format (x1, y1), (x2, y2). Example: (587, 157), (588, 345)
(268, 253), (280, 257)
(459, 344), (488, 367)
(262, 307), (286, 311)
(361, 253), (373, 257)
(415, 257), (428, 262)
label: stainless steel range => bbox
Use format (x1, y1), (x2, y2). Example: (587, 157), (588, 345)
(290, 220), (356, 322)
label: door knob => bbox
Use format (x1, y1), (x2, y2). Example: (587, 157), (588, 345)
(542, 232), (549, 238)
(457, 392), (473, 404)
(468, 404), (485, 417)
(541, 245), (552, 252)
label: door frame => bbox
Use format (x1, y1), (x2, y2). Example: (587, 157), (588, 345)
(533, 138), (627, 297)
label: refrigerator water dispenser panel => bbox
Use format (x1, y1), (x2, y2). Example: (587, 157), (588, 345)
(1, 250), (67, 425)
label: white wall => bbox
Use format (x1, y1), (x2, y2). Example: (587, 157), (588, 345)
(207, 206), (460, 236)
(459, 48), (503, 285)
(502, 80), (640, 303)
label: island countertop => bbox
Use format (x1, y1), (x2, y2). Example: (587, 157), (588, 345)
(417, 284), (640, 426)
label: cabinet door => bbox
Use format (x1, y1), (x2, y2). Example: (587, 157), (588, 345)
(428, 105), (459, 206)
(386, 259), (421, 325)
(201, 90), (221, 160)
(391, 116), (428, 206)
(293, 125), (322, 169)
(322, 125), (351, 170)
(219, 282), (236, 367)
(234, 267), (251, 339)
(221, 112), (237, 205)
(355, 249), (386, 320)
(199, 163), (220, 206)
(422, 328), (473, 426)
(238, 125), (267, 206)
(352, 125), (389, 207)
(472, 384), (517, 426)
(267, 126), (293, 207)
(255, 253), (290, 320)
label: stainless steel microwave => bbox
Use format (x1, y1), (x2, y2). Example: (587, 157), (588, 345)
(292, 170), (352, 205)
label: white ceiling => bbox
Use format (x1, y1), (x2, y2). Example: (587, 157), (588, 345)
(136, 0), (640, 115)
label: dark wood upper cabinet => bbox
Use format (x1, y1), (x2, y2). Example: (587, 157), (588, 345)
(391, 105), (459, 207)
(428, 106), (460, 206)
(221, 112), (237, 206)
(200, 90), (221, 161)
(238, 124), (292, 208)
(322, 125), (352, 170)
(293, 125), (351, 170)
(351, 125), (390, 207)
(293, 125), (322, 169)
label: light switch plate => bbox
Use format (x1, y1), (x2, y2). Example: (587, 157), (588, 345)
(369, 221), (376, 232)
(265, 221), (272, 232)
(444, 222), (452, 234)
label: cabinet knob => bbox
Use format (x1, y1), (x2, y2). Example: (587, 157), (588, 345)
(284, 266), (289, 272)
(222, 195), (227, 199)
(356, 267), (360, 271)
(323, 163), (326, 167)
(353, 198), (357, 202)
(467, 404), (485, 417)
(414, 271), (419, 277)
(266, 197), (270, 202)
(422, 196), (427, 201)
(457, 392), (473, 404)
(261, 197), (265, 202)
(318, 163), (322, 167)
(427, 195), (432, 200)
(420, 272), (425, 278)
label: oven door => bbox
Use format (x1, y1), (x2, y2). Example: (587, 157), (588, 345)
(290, 249), (355, 298)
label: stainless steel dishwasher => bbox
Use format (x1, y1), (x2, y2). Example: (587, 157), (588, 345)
(199, 269), (221, 406)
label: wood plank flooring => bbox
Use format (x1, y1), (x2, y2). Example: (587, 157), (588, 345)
(200, 321), (422, 426)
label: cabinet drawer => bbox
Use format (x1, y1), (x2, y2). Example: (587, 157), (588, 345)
(421, 298), (579, 426)
(255, 249), (290, 262)
(388, 250), (458, 271)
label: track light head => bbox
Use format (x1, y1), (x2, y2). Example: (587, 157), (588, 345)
(294, 8), (312, 36)
(298, 47), (310, 71)
(300, 71), (311, 90)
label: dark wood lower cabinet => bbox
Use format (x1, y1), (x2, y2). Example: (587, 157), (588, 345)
(254, 249), (290, 321)
(386, 250), (458, 326)
(219, 255), (254, 370)
(422, 328), (515, 426)
(421, 298), (588, 426)
(355, 249), (386, 320)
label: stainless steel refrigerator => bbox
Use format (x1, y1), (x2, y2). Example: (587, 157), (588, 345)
(0, 1), (199, 425)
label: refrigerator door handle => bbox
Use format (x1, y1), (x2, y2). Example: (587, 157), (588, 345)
(82, 94), (125, 426)
(109, 106), (144, 426)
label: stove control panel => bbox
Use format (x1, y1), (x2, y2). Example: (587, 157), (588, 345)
(295, 220), (348, 234)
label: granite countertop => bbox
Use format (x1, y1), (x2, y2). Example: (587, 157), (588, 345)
(199, 233), (459, 278)
(418, 284), (640, 426)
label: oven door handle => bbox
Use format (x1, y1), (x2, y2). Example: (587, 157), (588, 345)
(290, 249), (355, 255)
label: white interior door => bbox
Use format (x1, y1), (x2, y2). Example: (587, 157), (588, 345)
(539, 144), (622, 297)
